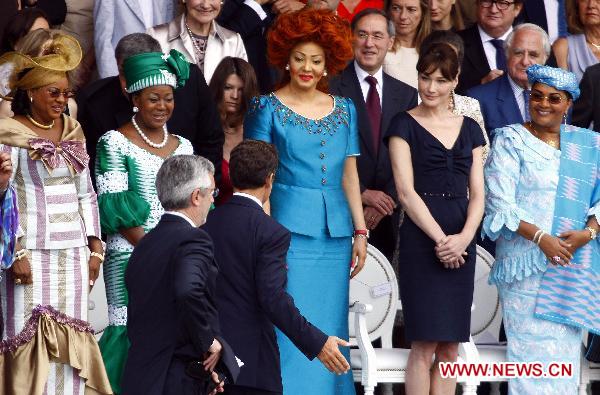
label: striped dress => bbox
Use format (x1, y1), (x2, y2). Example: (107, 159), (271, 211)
(95, 130), (193, 393)
(0, 121), (101, 395)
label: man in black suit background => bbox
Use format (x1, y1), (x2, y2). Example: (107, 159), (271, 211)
(456, 0), (523, 93)
(76, 33), (224, 180)
(573, 62), (600, 132)
(122, 155), (239, 395)
(203, 141), (351, 395)
(330, 8), (418, 262)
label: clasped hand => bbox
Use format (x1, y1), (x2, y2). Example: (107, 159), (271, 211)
(538, 230), (590, 266)
(435, 234), (469, 269)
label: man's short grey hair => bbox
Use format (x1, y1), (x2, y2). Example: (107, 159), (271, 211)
(156, 155), (215, 211)
(115, 33), (162, 66)
(504, 23), (551, 62)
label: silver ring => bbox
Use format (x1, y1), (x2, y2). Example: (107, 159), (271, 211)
(552, 255), (561, 262)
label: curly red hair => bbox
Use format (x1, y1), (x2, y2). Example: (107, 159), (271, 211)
(267, 9), (353, 92)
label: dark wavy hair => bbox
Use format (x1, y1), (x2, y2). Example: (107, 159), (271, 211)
(267, 9), (353, 92)
(208, 57), (259, 128)
(416, 42), (459, 81)
(0, 8), (49, 53)
(229, 140), (279, 190)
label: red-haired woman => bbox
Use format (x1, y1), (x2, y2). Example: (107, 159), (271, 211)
(244, 9), (367, 395)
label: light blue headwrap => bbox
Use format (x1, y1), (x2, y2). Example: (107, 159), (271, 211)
(526, 64), (580, 100)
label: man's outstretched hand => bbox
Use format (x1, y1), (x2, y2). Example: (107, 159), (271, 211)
(317, 336), (351, 374)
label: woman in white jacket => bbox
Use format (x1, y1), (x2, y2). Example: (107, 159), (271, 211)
(148, 0), (247, 84)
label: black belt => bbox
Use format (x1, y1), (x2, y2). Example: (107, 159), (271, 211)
(417, 191), (467, 199)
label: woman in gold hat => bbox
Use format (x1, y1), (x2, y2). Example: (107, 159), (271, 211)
(0, 34), (111, 395)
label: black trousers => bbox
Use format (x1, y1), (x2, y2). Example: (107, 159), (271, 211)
(222, 385), (281, 395)
(369, 212), (398, 261)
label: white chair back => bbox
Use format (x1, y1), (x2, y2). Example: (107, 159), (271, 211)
(349, 244), (398, 346)
(471, 245), (502, 343)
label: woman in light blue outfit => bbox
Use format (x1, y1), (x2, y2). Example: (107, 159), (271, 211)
(483, 64), (600, 394)
(244, 9), (367, 395)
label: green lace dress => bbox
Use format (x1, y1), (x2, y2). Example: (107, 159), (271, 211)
(95, 130), (193, 393)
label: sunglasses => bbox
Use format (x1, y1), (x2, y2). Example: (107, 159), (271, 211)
(46, 87), (75, 99)
(529, 91), (567, 105)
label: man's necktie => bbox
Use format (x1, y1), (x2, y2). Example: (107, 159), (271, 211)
(490, 39), (507, 71)
(365, 75), (382, 154)
(558, 0), (568, 38)
(523, 89), (531, 122)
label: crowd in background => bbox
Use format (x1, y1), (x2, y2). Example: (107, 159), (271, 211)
(1, 0), (600, 395)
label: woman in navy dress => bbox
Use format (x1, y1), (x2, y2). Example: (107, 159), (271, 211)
(385, 43), (485, 394)
(244, 9), (367, 395)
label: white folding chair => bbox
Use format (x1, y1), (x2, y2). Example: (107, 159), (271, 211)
(349, 244), (479, 395)
(470, 245), (507, 394)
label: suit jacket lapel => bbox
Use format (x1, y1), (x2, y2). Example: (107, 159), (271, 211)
(124, 0), (144, 25)
(340, 66), (376, 158)
(381, 73), (400, 137)
(497, 76), (524, 124)
(465, 25), (490, 73)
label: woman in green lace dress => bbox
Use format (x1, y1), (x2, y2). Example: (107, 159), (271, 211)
(95, 50), (193, 394)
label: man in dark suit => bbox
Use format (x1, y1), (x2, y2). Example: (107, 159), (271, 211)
(122, 155), (239, 395)
(467, 24), (550, 138)
(203, 141), (351, 395)
(76, 33), (223, 180)
(517, 0), (567, 44)
(330, 9), (418, 261)
(456, 0), (523, 94)
(217, 0), (303, 93)
(573, 62), (600, 131)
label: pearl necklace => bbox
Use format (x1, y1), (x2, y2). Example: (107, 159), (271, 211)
(184, 19), (208, 64)
(26, 114), (54, 129)
(131, 115), (169, 149)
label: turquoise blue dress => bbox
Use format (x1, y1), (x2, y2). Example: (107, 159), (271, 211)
(483, 124), (588, 394)
(245, 93), (359, 394)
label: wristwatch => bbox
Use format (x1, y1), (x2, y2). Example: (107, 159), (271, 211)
(586, 226), (598, 240)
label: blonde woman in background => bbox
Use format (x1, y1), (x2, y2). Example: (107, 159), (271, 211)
(384, 0), (432, 88)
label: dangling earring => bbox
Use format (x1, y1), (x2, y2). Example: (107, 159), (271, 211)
(448, 89), (455, 112)
(563, 113), (567, 125)
(323, 70), (328, 77)
(133, 106), (139, 113)
(30, 96), (33, 103)
(285, 64), (290, 71)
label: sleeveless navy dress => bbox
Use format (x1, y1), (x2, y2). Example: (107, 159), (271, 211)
(384, 112), (486, 342)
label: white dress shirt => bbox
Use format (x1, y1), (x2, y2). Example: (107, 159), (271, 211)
(243, 0), (268, 20)
(478, 25), (513, 70)
(233, 192), (263, 207)
(544, 0), (559, 43)
(354, 61), (384, 107)
(164, 211), (197, 227)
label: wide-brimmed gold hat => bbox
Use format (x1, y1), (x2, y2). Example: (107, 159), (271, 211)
(0, 33), (82, 99)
